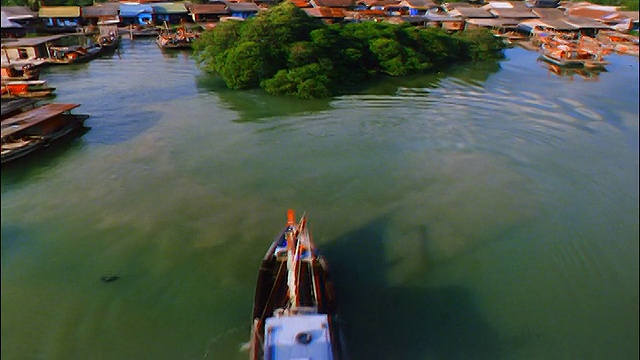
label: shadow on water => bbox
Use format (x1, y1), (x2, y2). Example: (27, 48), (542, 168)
(322, 215), (501, 360)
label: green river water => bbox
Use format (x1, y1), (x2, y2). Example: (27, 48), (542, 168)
(1, 38), (638, 360)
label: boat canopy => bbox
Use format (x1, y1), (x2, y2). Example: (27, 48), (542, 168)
(2, 103), (80, 138)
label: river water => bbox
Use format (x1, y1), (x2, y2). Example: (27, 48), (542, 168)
(1, 38), (638, 360)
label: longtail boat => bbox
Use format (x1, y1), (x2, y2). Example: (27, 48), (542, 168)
(249, 209), (342, 360)
(1, 103), (90, 164)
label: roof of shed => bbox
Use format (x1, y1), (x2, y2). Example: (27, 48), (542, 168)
(303, 6), (346, 17)
(0, 34), (70, 47)
(449, 7), (495, 18)
(186, 4), (229, 14)
(310, 0), (355, 8)
(38, 6), (81, 18)
(150, 2), (188, 14)
(226, 2), (261, 12)
(1, 6), (37, 19)
(81, 3), (120, 18)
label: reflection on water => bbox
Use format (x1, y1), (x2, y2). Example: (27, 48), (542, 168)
(1, 39), (638, 360)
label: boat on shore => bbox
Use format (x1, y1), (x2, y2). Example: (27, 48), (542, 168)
(249, 209), (341, 360)
(1, 103), (90, 164)
(1, 80), (56, 99)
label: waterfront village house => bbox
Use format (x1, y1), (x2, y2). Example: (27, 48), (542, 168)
(385, 0), (438, 16)
(81, 3), (120, 26)
(38, 6), (82, 31)
(308, 0), (355, 10)
(1, 6), (38, 37)
(185, 3), (230, 24)
(118, 3), (154, 26)
(222, 1), (261, 19)
(482, 1), (539, 21)
(302, 7), (348, 22)
(1, 34), (68, 64)
(2, 10), (25, 38)
(149, 2), (189, 25)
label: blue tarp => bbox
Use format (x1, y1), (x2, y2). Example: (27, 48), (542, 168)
(119, 4), (153, 17)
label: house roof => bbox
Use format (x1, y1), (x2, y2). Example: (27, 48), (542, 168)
(466, 17), (519, 26)
(519, 18), (577, 30)
(448, 6), (495, 18)
(488, 8), (538, 18)
(401, 0), (438, 9)
(1, 11), (21, 28)
(81, 3), (120, 18)
(303, 6), (346, 17)
(150, 2), (188, 14)
(38, 6), (81, 18)
(310, 0), (355, 8)
(0, 34), (70, 47)
(186, 4), (229, 14)
(290, 0), (312, 8)
(226, 2), (261, 12)
(532, 7), (565, 19)
(562, 15), (613, 28)
(1, 6), (37, 19)
(119, 4), (154, 17)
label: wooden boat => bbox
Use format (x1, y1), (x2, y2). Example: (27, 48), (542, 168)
(1, 98), (39, 120)
(1, 103), (90, 164)
(249, 210), (341, 360)
(1, 80), (56, 99)
(47, 44), (103, 65)
(1, 64), (40, 82)
(156, 27), (199, 49)
(96, 32), (121, 54)
(539, 42), (610, 69)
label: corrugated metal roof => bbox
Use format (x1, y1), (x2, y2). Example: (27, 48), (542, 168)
(403, 0), (437, 9)
(187, 4), (229, 14)
(310, 0), (355, 8)
(466, 17), (519, 26)
(449, 7), (495, 18)
(489, 8), (538, 18)
(226, 2), (260, 12)
(119, 4), (154, 17)
(81, 3), (120, 18)
(150, 2), (188, 14)
(1, 34), (70, 47)
(563, 15), (613, 28)
(532, 8), (565, 19)
(303, 6), (346, 17)
(1, 11), (21, 28)
(38, 6), (81, 18)
(2, 6), (37, 19)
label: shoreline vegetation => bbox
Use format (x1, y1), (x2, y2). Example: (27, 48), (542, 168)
(192, 2), (506, 99)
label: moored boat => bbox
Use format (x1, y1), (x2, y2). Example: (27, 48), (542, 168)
(1, 103), (90, 164)
(1, 64), (40, 82)
(156, 26), (200, 50)
(249, 210), (341, 360)
(539, 42), (610, 69)
(1, 80), (56, 99)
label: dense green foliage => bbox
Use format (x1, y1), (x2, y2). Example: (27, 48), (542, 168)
(193, 2), (505, 98)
